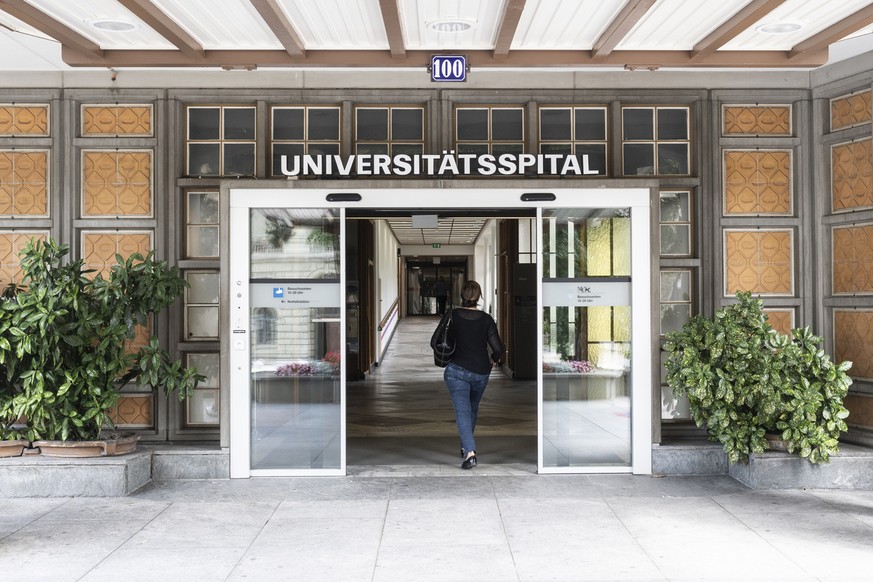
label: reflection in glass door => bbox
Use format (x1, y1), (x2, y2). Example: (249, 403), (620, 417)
(540, 208), (633, 469)
(248, 208), (342, 473)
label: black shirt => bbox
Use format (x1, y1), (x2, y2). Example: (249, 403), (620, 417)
(445, 308), (504, 375)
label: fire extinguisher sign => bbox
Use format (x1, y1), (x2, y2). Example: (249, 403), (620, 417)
(430, 55), (467, 82)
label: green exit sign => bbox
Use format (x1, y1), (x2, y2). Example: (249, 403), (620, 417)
(432, 243), (441, 248)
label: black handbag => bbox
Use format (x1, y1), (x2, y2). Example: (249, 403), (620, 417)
(430, 309), (455, 367)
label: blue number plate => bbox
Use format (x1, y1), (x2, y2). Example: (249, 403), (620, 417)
(431, 55), (467, 82)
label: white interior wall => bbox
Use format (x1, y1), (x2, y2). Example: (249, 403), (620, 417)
(374, 220), (400, 361)
(473, 219), (499, 317)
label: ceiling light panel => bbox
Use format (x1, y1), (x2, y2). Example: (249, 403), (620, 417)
(511, 0), (624, 49)
(723, 0), (873, 51)
(275, 0), (388, 49)
(402, 0), (501, 50)
(616, 0), (750, 50)
(26, 0), (174, 49)
(153, 0), (281, 49)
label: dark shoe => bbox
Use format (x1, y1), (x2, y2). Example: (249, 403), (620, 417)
(461, 454), (477, 470)
(460, 447), (466, 458)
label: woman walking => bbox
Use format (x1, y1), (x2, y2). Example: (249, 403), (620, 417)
(434, 280), (504, 469)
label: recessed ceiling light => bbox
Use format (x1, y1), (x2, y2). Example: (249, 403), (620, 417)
(756, 22), (802, 34)
(89, 19), (138, 32)
(428, 19), (474, 33)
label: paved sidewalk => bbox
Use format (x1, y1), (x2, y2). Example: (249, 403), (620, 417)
(1, 473), (872, 581)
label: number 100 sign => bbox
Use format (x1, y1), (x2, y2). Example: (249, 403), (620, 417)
(431, 55), (467, 82)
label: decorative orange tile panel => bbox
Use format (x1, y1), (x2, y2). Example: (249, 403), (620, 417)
(724, 150), (791, 214)
(82, 232), (152, 280)
(83, 151), (152, 216)
(723, 106), (791, 135)
(843, 395), (873, 427)
(725, 230), (792, 295)
(834, 310), (873, 380)
(833, 224), (873, 294)
(831, 90), (872, 131)
(108, 395), (153, 427)
(832, 139), (873, 212)
(0, 105), (48, 135)
(764, 309), (793, 336)
(0, 151), (48, 216)
(0, 232), (46, 285)
(82, 105), (152, 136)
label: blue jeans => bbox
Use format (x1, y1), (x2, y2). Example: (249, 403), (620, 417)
(444, 363), (490, 454)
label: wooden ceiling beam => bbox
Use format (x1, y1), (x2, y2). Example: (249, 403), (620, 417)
(789, 4), (873, 60)
(250, 0), (306, 57)
(117, 0), (204, 59)
(692, 0), (786, 60)
(592, 0), (657, 58)
(378, 0), (405, 59)
(0, 0), (103, 59)
(493, 0), (527, 58)
(61, 47), (829, 69)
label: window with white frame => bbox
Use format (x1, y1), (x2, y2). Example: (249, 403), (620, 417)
(455, 106), (525, 157)
(660, 270), (692, 336)
(184, 271), (219, 340)
(270, 106), (341, 176)
(185, 352), (220, 426)
(539, 106), (608, 175)
(622, 107), (690, 176)
(659, 190), (692, 256)
(355, 106), (424, 156)
(186, 106), (255, 176)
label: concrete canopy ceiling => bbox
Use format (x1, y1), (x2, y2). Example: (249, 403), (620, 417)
(0, 0), (872, 70)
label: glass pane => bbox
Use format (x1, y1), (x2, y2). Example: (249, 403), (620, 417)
(187, 225), (219, 258)
(224, 108), (255, 139)
(393, 143), (423, 156)
(188, 143), (220, 176)
(623, 143), (654, 175)
(576, 144), (607, 176)
(187, 272), (219, 303)
(658, 108), (688, 140)
(309, 143), (339, 157)
(392, 108), (423, 140)
(658, 143), (689, 175)
(188, 107), (220, 140)
(250, 206), (342, 471)
(492, 143), (524, 156)
(456, 143), (488, 155)
(187, 389), (220, 425)
(492, 108), (523, 140)
(540, 109), (571, 141)
(542, 208), (629, 279)
(576, 108), (606, 140)
(308, 108), (340, 140)
(272, 143), (305, 176)
(187, 305), (219, 338)
(224, 143), (255, 176)
(623, 108), (653, 140)
(456, 109), (488, 141)
(250, 208), (340, 279)
(356, 143), (389, 155)
(660, 224), (691, 255)
(356, 108), (388, 140)
(661, 304), (691, 335)
(273, 108), (305, 140)
(541, 143), (572, 155)
(188, 192), (219, 224)
(659, 191), (689, 222)
(187, 353), (220, 386)
(660, 271), (691, 302)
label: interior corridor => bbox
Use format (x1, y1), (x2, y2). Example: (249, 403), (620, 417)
(346, 316), (537, 470)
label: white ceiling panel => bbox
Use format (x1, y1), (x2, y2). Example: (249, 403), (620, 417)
(277, 0), (388, 49)
(388, 217), (486, 245)
(402, 0), (504, 50)
(26, 0), (176, 49)
(723, 0), (873, 50)
(153, 0), (282, 49)
(0, 11), (53, 41)
(618, 0), (752, 50)
(512, 0), (625, 49)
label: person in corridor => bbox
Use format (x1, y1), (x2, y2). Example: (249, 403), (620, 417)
(438, 280), (504, 469)
(434, 276), (449, 315)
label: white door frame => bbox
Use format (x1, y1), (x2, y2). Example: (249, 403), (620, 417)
(228, 187), (652, 477)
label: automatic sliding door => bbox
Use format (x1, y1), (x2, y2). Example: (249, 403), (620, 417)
(540, 208), (633, 470)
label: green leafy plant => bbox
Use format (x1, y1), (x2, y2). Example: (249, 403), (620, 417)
(0, 238), (201, 442)
(664, 292), (852, 464)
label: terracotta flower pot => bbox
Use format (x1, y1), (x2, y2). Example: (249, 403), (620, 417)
(32, 432), (138, 458)
(0, 439), (29, 458)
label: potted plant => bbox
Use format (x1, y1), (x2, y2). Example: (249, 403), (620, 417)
(0, 238), (201, 455)
(664, 292), (852, 464)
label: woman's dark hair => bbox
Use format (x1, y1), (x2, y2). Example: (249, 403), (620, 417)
(461, 280), (481, 307)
